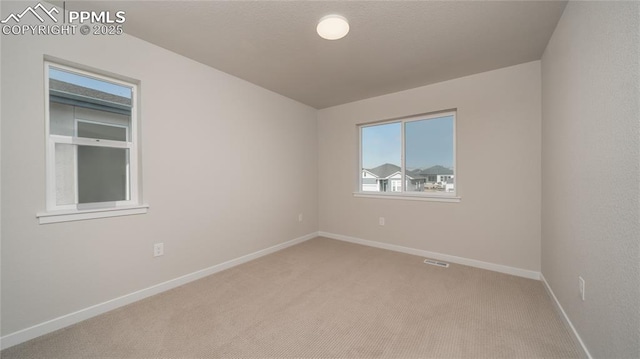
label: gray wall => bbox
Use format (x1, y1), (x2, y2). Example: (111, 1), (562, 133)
(318, 61), (542, 272)
(3, 1), (639, 356)
(0, 1), (318, 336)
(541, 1), (640, 357)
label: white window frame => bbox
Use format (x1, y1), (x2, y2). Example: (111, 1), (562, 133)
(355, 110), (460, 203)
(38, 61), (147, 224)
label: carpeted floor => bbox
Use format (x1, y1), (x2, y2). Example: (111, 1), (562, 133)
(1, 237), (580, 358)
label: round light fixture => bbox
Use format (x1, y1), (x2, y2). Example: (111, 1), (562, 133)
(317, 14), (349, 40)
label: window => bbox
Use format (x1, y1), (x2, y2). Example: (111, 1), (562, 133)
(391, 180), (401, 192)
(358, 111), (458, 201)
(38, 62), (147, 223)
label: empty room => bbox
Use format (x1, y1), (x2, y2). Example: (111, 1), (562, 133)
(1, 1), (638, 358)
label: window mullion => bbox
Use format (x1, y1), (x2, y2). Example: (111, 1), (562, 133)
(400, 120), (405, 193)
(50, 135), (130, 149)
(74, 143), (79, 204)
(72, 138), (130, 148)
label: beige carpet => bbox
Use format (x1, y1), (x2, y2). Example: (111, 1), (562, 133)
(1, 237), (579, 358)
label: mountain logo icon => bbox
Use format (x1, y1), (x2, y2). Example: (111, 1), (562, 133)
(1, 3), (59, 24)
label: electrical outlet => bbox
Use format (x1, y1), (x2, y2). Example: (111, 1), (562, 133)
(153, 243), (164, 257)
(379, 217), (385, 226)
(298, 213), (303, 222)
(578, 276), (585, 301)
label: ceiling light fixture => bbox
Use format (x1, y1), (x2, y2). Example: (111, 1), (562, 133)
(317, 14), (349, 40)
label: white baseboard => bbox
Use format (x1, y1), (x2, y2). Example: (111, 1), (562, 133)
(0, 232), (319, 350)
(318, 231), (541, 280)
(540, 274), (592, 359)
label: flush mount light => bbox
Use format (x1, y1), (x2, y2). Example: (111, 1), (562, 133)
(317, 14), (349, 40)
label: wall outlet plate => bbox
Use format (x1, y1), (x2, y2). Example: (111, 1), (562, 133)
(154, 243), (164, 257)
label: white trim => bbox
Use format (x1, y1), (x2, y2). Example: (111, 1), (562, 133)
(44, 62), (56, 208)
(353, 192), (461, 203)
(452, 111), (457, 194)
(51, 134), (131, 149)
(128, 83), (139, 204)
(401, 120), (406, 192)
(0, 232), (319, 350)
(319, 231), (540, 280)
(540, 274), (592, 359)
(36, 204), (149, 224)
(358, 127), (363, 191)
(48, 62), (137, 89)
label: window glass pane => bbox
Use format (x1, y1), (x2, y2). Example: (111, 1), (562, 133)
(49, 67), (131, 99)
(77, 146), (129, 203)
(50, 102), (76, 137)
(75, 107), (131, 141)
(49, 67), (131, 140)
(361, 122), (401, 192)
(54, 143), (76, 205)
(404, 115), (454, 193)
(77, 121), (127, 141)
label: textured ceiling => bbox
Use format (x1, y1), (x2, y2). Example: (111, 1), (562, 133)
(65, 1), (567, 109)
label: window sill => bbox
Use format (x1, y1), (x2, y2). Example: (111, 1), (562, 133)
(36, 204), (149, 224)
(353, 192), (461, 203)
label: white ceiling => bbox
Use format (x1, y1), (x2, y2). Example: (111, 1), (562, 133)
(66, 1), (567, 109)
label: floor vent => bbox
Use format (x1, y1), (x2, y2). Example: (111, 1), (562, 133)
(424, 259), (449, 268)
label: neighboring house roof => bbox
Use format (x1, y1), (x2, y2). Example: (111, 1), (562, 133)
(50, 79), (132, 107)
(406, 169), (422, 178)
(367, 163), (401, 178)
(362, 169), (377, 177)
(416, 165), (454, 176)
(364, 163), (417, 180)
